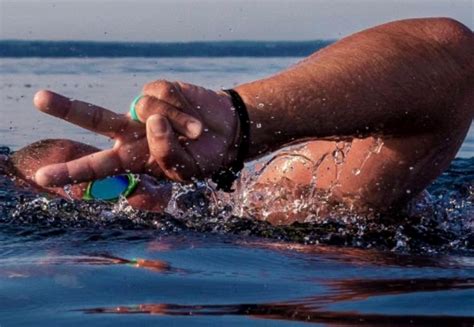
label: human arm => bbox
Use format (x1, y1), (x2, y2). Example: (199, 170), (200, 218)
(234, 17), (473, 158)
(33, 18), (473, 187)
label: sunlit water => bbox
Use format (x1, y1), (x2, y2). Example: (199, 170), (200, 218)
(1, 58), (473, 326)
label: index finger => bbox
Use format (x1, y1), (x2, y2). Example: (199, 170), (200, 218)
(34, 90), (138, 138)
(35, 148), (126, 187)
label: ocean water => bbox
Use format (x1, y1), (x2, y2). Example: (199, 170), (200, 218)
(1, 56), (473, 326)
(0, 40), (332, 58)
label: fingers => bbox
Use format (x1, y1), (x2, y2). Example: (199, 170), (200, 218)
(34, 90), (135, 138)
(142, 79), (203, 124)
(134, 95), (202, 139)
(146, 114), (200, 182)
(35, 148), (125, 187)
(142, 80), (190, 110)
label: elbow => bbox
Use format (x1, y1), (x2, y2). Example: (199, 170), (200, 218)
(423, 17), (473, 54)
(420, 18), (474, 80)
(438, 18), (472, 45)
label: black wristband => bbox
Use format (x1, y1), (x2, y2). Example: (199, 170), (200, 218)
(211, 89), (250, 192)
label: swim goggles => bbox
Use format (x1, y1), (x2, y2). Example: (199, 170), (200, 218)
(83, 174), (139, 201)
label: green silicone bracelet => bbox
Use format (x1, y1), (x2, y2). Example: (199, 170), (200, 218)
(122, 174), (140, 198)
(129, 95), (144, 122)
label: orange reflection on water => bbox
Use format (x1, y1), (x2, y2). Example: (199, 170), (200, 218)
(0, 253), (171, 279)
(78, 277), (474, 326)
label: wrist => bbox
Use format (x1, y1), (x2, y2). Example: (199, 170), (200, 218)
(216, 90), (240, 166)
(210, 89), (249, 192)
(234, 84), (272, 158)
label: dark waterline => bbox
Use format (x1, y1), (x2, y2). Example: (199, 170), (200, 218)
(0, 40), (333, 58)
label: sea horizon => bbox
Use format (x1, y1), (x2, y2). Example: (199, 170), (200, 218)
(0, 39), (334, 58)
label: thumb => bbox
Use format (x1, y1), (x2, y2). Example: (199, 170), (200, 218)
(147, 114), (199, 182)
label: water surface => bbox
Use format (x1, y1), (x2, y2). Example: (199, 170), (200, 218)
(0, 57), (473, 326)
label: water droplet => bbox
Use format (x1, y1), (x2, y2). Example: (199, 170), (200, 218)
(256, 123), (262, 129)
(257, 103), (265, 109)
(63, 184), (74, 201)
(332, 148), (345, 165)
(352, 168), (361, 176)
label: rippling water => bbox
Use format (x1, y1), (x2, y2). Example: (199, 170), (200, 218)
(1, 230), (474, 326)
(1, 58), (473, 326)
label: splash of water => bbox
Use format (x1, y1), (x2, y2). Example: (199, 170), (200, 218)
(0, 145), (473, 253)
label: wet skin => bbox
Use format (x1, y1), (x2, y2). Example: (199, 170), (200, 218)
(24, 18), (474, 223)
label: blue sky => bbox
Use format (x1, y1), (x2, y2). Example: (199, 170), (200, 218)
(0, 0), (472, 41)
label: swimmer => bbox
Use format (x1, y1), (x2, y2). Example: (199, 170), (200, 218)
(23, 18), (474, 223)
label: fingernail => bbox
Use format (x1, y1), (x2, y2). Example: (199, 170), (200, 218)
(151, 117), (168, 134)
(186, 120), (202, 138)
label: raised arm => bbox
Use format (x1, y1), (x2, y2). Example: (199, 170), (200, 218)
(235, 18), (473, 158)
(33, 18), (473, 188)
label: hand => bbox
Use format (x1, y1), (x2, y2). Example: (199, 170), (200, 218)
(141, 81), (239, 181)
(33, 80), (238, 186)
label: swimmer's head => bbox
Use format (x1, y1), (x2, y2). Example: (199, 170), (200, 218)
(5, 139), (97, 197)
(10, 139), (97, 181)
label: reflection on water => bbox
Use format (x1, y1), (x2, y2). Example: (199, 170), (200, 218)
(0, 254), (171, 279)
(239, 240), (474, 268)
(1, 231), (474, 325)
(80, 304), (474, 326)
(78, 277), (474, 326)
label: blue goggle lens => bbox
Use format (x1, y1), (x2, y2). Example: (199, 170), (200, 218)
(89, 175), (130, 201)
